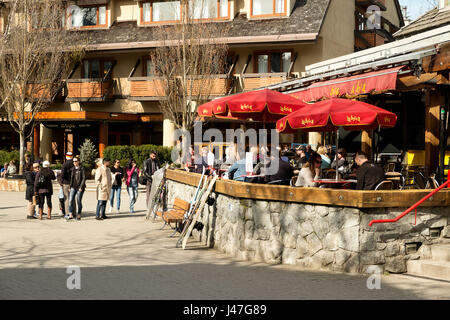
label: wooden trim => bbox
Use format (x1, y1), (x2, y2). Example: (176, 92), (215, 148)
(249, 0), (288, 19)
(166, 169), (450, 208)
(33, 111), (141, 121)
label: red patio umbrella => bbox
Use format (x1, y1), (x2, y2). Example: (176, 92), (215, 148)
(276, 98), (397, 179)
(198, 89), (308, 122)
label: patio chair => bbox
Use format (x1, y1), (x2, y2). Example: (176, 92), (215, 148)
(375, 180), (394, 190)
(413, 171), (426, 189)
(425, 174), (439, 189)
(384, 163), (396, 172)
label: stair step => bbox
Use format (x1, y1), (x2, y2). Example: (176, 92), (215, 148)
(407, 260), (450, 281)
(431, 244), (450, 262)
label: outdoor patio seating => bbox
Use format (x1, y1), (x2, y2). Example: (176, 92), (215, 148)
(375, 180), (394, 190)
(156, 197), (190, 236)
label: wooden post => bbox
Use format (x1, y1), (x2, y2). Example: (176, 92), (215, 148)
(67, 133), (73, 154)
(361, 130), (373, 158)
(425, 90), (444, 176)
(33, 125), (40, 158)
(99, 122), (108, 158)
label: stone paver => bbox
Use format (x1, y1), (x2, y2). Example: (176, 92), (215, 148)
(0, 190), (449, 300)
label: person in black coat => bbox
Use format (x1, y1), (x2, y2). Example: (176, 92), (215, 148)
(142, 151), (160, 209)
(58, 152), (75, 216)
(24, 163), (40, 219)
(67, 157), (86, 220)
(355, 151), (385, 190)
(264, 156), (294, 185)
(34, 160), (56, 220)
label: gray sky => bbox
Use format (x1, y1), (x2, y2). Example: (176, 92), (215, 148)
(398, 0), (438, 20)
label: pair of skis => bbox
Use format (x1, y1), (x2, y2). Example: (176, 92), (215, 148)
(146, 166), (167, 220)
(176, 171), (218, 249)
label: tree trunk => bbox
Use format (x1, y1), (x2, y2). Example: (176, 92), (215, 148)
(19, 131), (25, 175)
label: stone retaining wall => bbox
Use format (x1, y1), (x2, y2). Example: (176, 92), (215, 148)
(167, 180), (450, 274)
(0, 178), (26, 192)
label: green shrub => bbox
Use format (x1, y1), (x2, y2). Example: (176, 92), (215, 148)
(103, 144), (173, 168)
(50, 163), (62, 170)
(0, 150), (20, 166)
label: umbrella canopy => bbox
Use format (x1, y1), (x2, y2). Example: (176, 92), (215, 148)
(198, 89), (308, 122)
(276, 98), (397, 133)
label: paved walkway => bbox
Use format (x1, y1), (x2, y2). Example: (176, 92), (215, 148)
(0, 190), (449, 300)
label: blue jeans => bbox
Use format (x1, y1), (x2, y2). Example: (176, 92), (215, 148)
(96, 200), (107, 218)
(68, 188), (84, 216)
(127, 186), (138, 212)
(109, 185), (121, 210)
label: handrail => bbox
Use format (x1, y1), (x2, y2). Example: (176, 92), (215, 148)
(369, 178), (450, 226)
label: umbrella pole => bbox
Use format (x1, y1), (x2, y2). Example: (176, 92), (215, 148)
(336, 129), (339, 181)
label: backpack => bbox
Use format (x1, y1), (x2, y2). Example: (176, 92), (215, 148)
(36, 173), (46, 189)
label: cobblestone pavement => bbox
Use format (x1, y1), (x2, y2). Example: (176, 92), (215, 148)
(0, 190), (449, 300)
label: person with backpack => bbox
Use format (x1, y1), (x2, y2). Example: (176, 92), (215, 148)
(66, 157), (86, 220)
(24, 162), (40, 219)
(34, 160), (56, 220)
(125, 158), (140, 213)
(142, 151), (159, 209)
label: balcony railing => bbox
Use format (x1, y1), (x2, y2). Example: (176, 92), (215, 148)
(238, 73), (289, 92)
(128, 75), (231, 100)
(355, 29), (387, 49)
(26, 82), (65, 102)
(66, 78), (115, 102)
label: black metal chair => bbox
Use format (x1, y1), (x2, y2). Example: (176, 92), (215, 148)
(413, 171), (426, 189)
(375, 180), (394, 190)
(425, 174), (439, 189)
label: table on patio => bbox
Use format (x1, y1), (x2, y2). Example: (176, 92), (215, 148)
(312, 179), (357, 189)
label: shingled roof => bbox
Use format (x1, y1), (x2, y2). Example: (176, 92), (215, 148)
(394, 7), (450, 39)
(83, 0), (331, 50)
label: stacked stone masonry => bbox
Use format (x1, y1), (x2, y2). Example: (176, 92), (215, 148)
(167, 180), (450, 274)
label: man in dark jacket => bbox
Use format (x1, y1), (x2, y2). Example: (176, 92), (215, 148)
(59, 152), (75, 216)
(67, 157), (86, 220)
(355, 151), (385, 190)
(142, 151), (160, 208)
(34, 160), (56, 220)
(25, 162), (40, 219)
(264, 156), (294, 185)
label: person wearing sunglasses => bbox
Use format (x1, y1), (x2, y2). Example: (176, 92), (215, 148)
(67, 157), (86, 220)
(109, 159), (124, 214)
(295, 152), (323, 187)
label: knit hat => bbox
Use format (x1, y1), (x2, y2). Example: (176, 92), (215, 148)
(66, 152), (73, 160)
(43, 160), (50, 168)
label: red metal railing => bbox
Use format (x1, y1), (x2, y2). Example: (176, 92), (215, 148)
(369, 178), (450, 226)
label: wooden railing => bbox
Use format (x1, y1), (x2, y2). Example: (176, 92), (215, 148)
(239, 73), (288, 92)
(166, 170), (450, 209)
(66, 78), (115, 102)
(26, 83), (65, 102)
(355, 30), (386, 49)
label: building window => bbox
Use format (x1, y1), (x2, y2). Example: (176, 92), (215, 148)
(189, 0), (229, 19)
(141, 1), (181, 23)
(251, 0), (286, 17)
(69, 5), (107, 28)
(255, 51), (292, 73)
(143, 57), (157, 76)
(82, 59), (114, 79)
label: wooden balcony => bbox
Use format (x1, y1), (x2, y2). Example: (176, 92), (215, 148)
(239, 73), (288, 92)
(66, 79), (115, 102)
(128, 77), (167, 101)
(128, 75), (231, 101)
(26, 83), (65, 102)
(355, 29), (386, 50)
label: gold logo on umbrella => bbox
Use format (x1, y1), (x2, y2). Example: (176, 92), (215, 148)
(346, 115), (361, 123)
(280, 106), (293, 113)
(301, 118), (314, 125)
(241, 104), (253, 110)
(203, 109), (208, 114)
(217, 106), (222, 111)
(384, 117), (391, 123)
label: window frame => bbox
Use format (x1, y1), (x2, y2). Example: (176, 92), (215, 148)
(81, 57), (115, 79)
(253, 49), (294, 74)
(250, 0), (287, 19)
(140, 0), (230, 25)
(142, 56), (159, 77)
(67, 4), (108, 29)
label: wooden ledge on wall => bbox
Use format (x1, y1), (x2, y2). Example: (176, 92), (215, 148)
(165, 169), (450, 208)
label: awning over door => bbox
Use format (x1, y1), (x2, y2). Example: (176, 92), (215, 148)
(288, 66), (408, 102)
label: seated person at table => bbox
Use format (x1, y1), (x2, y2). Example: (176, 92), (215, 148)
(331, 148), (349, 177)
(264, 155), (294, 185)
(292, 145), (307, 174)
(295, 152), (322, 187)
(228, 156), (247, 182)
(354, 151), (384, 190)
(317, 146), (331, 170)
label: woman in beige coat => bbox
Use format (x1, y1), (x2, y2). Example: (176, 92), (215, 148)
(95, 158), (112, 220)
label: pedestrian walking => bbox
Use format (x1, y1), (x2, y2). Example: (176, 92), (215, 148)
(109, 159), (124, 214)
(95, 158), (112, 220)
(142, 151), (159, 208)
(125, 159), (139, 213)
(34, 160), (56, 220)
(58, 152), (75, 216)
(67, 157), (86, 220)
(24, 162), (40, 219)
